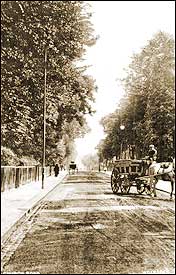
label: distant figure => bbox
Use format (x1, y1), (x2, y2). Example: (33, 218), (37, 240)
(54, 164), (59, 177)
(49, 165), (52, 176)
(129, 145), (135, 159)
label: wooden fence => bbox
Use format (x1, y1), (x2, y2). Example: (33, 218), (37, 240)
(1, 166), (54, 192)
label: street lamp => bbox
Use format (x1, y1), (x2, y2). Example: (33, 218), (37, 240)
(42, 47), (47, 189)
(120, 124), (125, 159)
(120, 125), (125, 131)
(98, 158), (101, 172)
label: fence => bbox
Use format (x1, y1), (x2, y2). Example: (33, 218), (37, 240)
(1, 166), (54, 192)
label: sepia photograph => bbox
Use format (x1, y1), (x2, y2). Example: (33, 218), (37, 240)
(1, 1), (175, 274)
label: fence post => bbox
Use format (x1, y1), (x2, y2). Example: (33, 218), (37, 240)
(15, 168), (20, 188)
(1, 167), (5, 192)
(34, 166), (37, 181)
(20, 167), (23, 185)
(37, 165), (40, 180)
(29, 167), (32, 182)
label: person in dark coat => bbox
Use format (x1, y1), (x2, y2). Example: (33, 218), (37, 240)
(54, 164), (59, 177)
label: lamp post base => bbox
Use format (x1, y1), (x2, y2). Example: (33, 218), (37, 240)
(42, 167), (45, 189)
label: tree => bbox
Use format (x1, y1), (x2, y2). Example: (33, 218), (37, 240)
(122, 31), (175, 160)
(98, 32), (175, 161)
(81, 153), (99, 170)
(1, 1), (97, 164)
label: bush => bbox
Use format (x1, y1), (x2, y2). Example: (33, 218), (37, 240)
(1, 147), (38, 166)
(19, 156), (39, 166)
(1, 146), (20, 166)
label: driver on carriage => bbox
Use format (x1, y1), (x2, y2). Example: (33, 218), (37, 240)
(141, 144), (157, 176)
(148, 144), (157, 162)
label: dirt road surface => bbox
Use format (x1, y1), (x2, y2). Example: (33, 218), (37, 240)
(1, 172), (175, 274)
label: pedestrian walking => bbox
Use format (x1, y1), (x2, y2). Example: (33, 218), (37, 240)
(54, 164), (59, 177)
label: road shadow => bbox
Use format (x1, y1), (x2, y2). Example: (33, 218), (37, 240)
(104, 191), (173, 202)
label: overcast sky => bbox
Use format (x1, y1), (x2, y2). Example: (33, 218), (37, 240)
(75, 1), (175, 165)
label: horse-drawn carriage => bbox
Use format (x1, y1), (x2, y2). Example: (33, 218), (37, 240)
(69, 161), (78, 174)
(111, 158), (174, 199)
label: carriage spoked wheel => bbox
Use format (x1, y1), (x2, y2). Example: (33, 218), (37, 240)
(111, 168), (121, 194)
(120, 175), (131, 194)
(136, 179), (146, 194)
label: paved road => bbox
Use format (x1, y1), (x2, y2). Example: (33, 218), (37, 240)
(1, 171), (175, 274)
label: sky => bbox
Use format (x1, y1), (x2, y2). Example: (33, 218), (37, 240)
(75, 1), (175, 165)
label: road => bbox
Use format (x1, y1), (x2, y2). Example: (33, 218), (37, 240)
(1, 171), (175, 274)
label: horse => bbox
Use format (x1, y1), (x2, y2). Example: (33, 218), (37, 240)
(69, 162), (78, 174)
(148, 159), (175, 199)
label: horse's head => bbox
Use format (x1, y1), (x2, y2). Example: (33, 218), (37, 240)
(161, 162), (170, 169)
(166, 157), (175, 173)
(158, 161), (174, 175)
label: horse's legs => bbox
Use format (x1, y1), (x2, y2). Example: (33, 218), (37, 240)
(149, 176), (157, 197)
(170, 178), (174, 200)
(149, 176), (153, 196)
(153, 177), (157, 197)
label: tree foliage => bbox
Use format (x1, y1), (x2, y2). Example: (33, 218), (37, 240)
(1, 146), (19, 166)
(81, 153), (99, 170)
(1, 1), (97, 164)
(98, 32), (175, 161)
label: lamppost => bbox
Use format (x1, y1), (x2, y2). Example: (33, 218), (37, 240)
(120, 124), (125, 159)
(42, 47), (47, 189)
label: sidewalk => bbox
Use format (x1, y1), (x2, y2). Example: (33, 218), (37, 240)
(1, 171), (67, 239)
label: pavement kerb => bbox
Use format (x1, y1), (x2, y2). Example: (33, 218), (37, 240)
(99, 171), (112, 176)
(19, 173), (67, 210)
(1, 172), (68, 245)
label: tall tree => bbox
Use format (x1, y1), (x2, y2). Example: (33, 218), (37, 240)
(99, 32), (175, 161)
(1, 1), (97, 164)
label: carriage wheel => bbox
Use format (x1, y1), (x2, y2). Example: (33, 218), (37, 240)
(136, 179), (145, 194)
(111, 168), (121, 194)
(120, 175), (131, 194)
